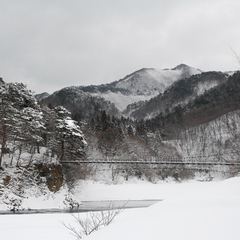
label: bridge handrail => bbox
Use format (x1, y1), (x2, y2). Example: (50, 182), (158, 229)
(61, 158), (240, 165)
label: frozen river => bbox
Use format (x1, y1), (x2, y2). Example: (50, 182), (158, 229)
(0, 199), (161, 215)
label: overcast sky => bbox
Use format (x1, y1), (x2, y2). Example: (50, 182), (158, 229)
(1, 0), (240, 94)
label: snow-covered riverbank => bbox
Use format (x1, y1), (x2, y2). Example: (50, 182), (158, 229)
(1, 177), (240, 240)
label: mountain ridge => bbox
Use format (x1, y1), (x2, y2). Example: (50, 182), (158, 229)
(78, 64), (202, 112)
(129, 71), (228, 120)
(38, 64), (237, 124)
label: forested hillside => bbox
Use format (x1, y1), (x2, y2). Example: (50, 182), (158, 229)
(0, 78), (89, 208)
(1, 69), (240, 208)
(41, 87), (119, 122)
(130, 71), (228, 119)
(0, 78), (87, 169)
(81, 71), (240, 177)
(37, 70), (240, 168)
(145, 71), (240, 136)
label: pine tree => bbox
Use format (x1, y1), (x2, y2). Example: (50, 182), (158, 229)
(54, 106), (87, 161)
(127, 125), (134, 135)
(0, 81), (22, 167)
(136, 119), (147, 137)
(19, 107), (45, 153)
(89, 118), (95, 131)
(0, 79), (45, 167)
(101, 110), (110, 131)
(95, 115), (101, 132)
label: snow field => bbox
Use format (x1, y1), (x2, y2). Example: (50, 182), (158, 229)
(0, 177), (240, 240)
(85, 177), (240, 240)
(90, 91), (155, 112)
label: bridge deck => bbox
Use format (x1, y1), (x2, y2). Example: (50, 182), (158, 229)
(61, 160), (240, 165)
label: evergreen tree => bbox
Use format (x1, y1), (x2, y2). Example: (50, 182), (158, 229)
(19, 107), (45, 153)
(101, 110), (110, 131)
(54, 106), (87, 161)
(95, 115), (101, 132)
(89, 118), (95, 131)
(127, 125), (134, 135)
(0, 81), (21, 167)
(0, 80), (41, 167)
(136, 119), (147, 137)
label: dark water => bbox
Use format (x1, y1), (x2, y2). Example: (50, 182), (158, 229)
(0, 199), (162, 215)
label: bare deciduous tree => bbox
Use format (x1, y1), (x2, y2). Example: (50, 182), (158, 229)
(229, 45), (240, 67)
(61, 201), (127, 239)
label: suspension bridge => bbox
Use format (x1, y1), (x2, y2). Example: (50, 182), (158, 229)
(61, 158), (240, 166)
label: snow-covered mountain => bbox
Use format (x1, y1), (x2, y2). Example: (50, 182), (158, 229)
(129, 71), (228, 120)
(115, 64), (201, 95)
(39, 64), (202, 117)
(86, 64), (202, 111)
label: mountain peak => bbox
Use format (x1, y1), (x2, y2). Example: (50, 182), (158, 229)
(171, 64), (202, 77)
(172, 64), (193, 70)
(114, 64), (201, 95)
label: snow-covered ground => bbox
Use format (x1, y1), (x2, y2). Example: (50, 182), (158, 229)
(1, 177), (240, 240)
(90, 91), (155, 112)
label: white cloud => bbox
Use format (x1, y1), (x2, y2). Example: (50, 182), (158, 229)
(0, 0), (240, 93)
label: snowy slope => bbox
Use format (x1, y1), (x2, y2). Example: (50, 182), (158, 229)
(91, 91), (154, 111)
(168, 108), (240, 161)
(128, 71), (228, 120)
(90, 64), (202, 112)
(195, 80), (220, 95)
(115, 64), (201, 94)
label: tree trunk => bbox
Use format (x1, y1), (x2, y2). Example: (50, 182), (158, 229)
(60, 140), (65, 161)
(37, 142), (40, 154)
(0, 122), (6, 168)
